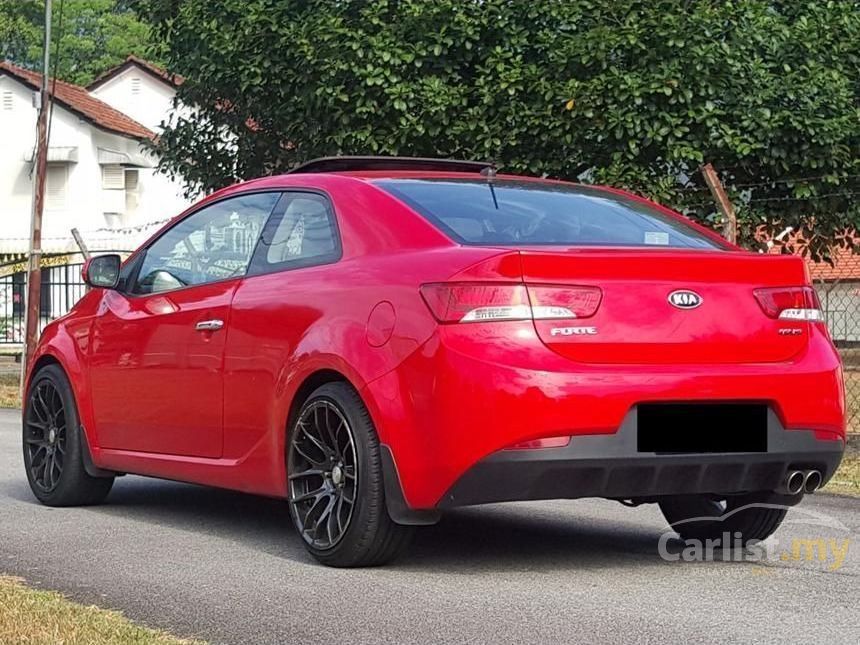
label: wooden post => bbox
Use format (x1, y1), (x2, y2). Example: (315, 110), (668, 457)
(21, 0), (52, 392)
(71, 228), (91, 295)
(71, 228), (91, 260)
(701, 162), (738, 244)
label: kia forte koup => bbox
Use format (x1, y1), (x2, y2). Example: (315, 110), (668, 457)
(23, 157), (846, 566)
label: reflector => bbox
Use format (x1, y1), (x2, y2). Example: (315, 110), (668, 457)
(505, 436), (571, 450)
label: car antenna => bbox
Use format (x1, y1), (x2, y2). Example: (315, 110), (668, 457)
(481, 160), (499, 209)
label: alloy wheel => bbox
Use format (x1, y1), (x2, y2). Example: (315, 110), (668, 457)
(288, 400), (358, 549)
(25, 379), (67, 493)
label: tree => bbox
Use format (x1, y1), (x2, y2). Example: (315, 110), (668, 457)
(0, 0), (159, 86)
(141, 0), (860, 260)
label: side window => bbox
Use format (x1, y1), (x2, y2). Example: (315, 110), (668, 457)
(250, 192), (340, 273)
(132, 192), (279, 295)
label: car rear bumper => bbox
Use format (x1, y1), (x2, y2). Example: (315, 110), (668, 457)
(438, 410), (844, 508)
(363, 322), (846, 510)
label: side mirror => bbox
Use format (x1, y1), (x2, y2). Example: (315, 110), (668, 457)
(82, 254), (122, 289)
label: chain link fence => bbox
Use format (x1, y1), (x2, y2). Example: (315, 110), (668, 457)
(809, 250), (859, 436)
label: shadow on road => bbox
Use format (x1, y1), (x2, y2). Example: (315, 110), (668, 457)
(5, 474), (669, 572)
(409, 507), (664, 572)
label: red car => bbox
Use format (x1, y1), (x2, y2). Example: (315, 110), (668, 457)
(24, 157), (845, 566)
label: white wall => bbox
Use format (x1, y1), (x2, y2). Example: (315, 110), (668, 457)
(0, 73), (194, 253)
(0, 76), (38, 244)
(89, 67), (192, 132)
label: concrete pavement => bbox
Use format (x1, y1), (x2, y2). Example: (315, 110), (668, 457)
(1, 408), (858, 644)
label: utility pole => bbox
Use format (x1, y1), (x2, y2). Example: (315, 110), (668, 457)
(701, 162), (738, 244)
(21, 0), (52, 384)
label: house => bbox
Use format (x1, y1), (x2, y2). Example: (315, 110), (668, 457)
(0, 58), (194, 262)
(0, 57), (195, 347)
(87, 54), (188, 134)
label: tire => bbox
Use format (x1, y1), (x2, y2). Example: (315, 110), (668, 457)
(659, 493), (788, 545)
(23, 364), (114, 506)
(286, 382), (413, 567)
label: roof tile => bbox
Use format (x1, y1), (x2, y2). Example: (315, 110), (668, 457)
(87, 54), (185, 91)
(808, 244), (860, 281)
(0, 61), (154, 141)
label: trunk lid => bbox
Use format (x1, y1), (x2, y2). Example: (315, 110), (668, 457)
(520, 249), (810, 365)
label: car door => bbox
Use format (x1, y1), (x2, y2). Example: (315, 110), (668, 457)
(88, 191), (281, 458)
(222, 191), (342, 460)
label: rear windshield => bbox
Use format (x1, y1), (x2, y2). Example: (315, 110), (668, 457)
(374, 179), (724, 249)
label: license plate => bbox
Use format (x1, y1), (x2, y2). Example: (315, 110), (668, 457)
(637, 403), (768, 453)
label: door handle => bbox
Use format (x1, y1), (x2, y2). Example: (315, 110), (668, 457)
(195, 319), (224, 332)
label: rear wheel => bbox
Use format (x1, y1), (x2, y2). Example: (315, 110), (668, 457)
(659, 493), (788, 545)
(286, 382), (413, 567)
(23, 364), (114, 506)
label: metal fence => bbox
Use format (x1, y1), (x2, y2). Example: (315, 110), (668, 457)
(0, 263), (86, 345)
(813, 272), (860, 436)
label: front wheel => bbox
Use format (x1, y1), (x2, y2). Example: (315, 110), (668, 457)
(286, 382), (413, 567)
(23, 364), (114, 506)
(659, 493), (788, 545)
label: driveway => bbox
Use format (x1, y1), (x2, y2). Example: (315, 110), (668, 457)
(1, 408), (858, 644)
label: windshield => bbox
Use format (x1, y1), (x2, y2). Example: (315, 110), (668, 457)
(374, 179), (724, 249)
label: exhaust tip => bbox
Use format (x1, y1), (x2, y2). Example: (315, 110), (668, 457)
(785, 470), (805, 495)
(803, 470), (823, 494)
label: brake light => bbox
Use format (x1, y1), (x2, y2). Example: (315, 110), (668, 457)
(420, 283), (601, 323)
(753, 286), (823, 321)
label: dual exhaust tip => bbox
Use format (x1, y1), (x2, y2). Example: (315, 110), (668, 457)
(782, 469), (823, 495)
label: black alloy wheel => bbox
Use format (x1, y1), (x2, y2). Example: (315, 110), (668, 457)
(25, 378), (68, 493)
(286, 382), (413, 567)
(23, 365), (114, 506)
(288, 399), (358, 550)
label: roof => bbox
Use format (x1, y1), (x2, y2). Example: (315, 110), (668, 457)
(760, 227), (860, 282)
(808, 243), (860, 282)
(87, 55), (185, 91)
(0, 61), (154, 141)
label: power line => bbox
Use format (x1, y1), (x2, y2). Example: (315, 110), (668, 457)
(732, 173), (860, 190)
(680, 191), (860, 210)
(677, 172), (860, 193)
(747, 190), (860, 203)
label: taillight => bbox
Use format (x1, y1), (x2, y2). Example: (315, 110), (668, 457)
(420, 283), (601, 323)
(527, 284), (602, 320)
(753, 286), (823, 321)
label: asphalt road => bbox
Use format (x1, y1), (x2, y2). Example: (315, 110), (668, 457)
(1, 408), (858, 644)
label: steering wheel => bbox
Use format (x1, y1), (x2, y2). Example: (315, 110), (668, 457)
(205, 257), (248, 278)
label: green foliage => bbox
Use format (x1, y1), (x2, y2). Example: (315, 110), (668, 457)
(142, 0), (860, 260)
(0, 0), (158, 86)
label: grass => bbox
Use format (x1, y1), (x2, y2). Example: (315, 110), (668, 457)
(0, 576), (203, 645)
(845, 369), (860, 435)
(823, 448), (860, 497)
(0, 372), (20, 409)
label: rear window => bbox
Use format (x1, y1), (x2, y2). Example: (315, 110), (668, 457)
(375, 179), (724, 249)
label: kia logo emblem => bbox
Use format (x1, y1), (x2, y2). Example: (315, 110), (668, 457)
(668, 290), (703, 309)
